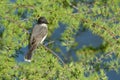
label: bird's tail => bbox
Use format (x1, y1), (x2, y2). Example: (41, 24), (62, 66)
(24, 39), (37, 62)
(24, 46), (35, 62)
(24, 51), (33, 62)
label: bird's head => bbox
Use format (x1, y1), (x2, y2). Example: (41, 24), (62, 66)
(37, 17), (48, 24)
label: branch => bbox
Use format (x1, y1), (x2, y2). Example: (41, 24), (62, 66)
(44, 41), (54, 46)
(41, 44), (65, 66)
(0, 15), (29, 34)
(97, 52), (113, 62)
(5, 4), (35, 13)
(81, 18), (118, 41)
(69, 2), (79, 10)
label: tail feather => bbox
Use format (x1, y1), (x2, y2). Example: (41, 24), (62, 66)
(24, 38), (37, 62)
(24, 51), (32, 62)
(24, 45), (36, 62)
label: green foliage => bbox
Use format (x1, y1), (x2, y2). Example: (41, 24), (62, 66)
(0, 0), (120, 79)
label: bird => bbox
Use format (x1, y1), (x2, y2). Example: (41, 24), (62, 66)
(24, 17), (48, 62)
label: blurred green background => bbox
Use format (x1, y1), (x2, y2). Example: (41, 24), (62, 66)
(0, 0), (120, 80)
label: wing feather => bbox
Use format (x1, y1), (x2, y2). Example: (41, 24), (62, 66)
(30, 24), (48, 47)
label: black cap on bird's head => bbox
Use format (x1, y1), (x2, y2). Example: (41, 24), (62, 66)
(37, 17), (48, 24)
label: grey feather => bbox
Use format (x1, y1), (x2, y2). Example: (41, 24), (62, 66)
(25, 23), (48, 61)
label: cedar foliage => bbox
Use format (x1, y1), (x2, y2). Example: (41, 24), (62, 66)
(0, 0), (120, 80)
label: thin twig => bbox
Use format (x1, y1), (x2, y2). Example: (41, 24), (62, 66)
(97, 52), (113, 62)
(44, 41), (54, 46)
(41, 44), (65, 65)
(68, 2), (79, 10)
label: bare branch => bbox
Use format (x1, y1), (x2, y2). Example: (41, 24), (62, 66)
(41, 44), (65, 66)
(44, 41), (54, 46)
(68, 2), (79, 10)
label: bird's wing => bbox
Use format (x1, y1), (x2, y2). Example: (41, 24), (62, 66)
(30, 25), (48, 47)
